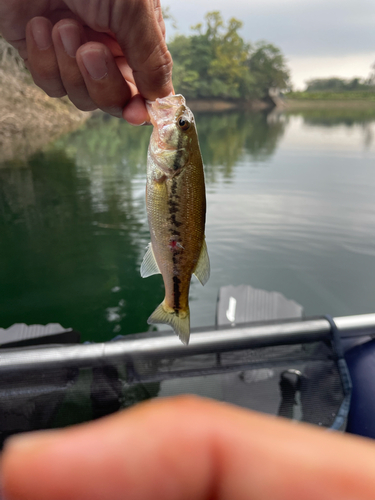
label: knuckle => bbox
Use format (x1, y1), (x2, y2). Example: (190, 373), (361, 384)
(31, 71), (66, 97)
(62, 72), (86, 91)
(87, 0), (112, 31)
(45, 87), (67, 98)
(101, 105), (123, 118)
(135, 45), (173, 90)
(166, 395), (209, 414)
(74, 101), (98, 112)
(31, 63), (59, 82)
(143, 44), (173, 76)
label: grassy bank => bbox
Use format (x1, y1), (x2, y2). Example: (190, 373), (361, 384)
(285, 90), (375, 111)
(285, 97), (375, 112)
(286, 90), (375, 101)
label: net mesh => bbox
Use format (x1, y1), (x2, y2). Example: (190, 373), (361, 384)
(0, 334), (347, 447)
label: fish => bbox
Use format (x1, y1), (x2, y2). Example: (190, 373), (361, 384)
(140, 94), (210, 345)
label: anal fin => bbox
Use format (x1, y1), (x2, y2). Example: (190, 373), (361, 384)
(193, 239), (210, 286)
(140, 243), (161, 278)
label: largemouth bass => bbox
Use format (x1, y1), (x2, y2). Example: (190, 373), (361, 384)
(141, 94), (210, 345)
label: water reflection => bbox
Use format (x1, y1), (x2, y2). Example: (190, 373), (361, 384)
(289, 107), (375, 128)
(0, 108), (375, 341)
(196, 111), (286, 182)
(0, 148), (158, 342)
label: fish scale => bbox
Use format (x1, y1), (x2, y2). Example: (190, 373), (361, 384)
(141, 94), (210, 345)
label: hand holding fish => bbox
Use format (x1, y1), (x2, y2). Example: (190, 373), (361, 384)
(0, 0), (173, 124)
(3, 396), (375, 500)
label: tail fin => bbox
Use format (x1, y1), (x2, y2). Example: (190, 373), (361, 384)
(147, 302), (190, 345)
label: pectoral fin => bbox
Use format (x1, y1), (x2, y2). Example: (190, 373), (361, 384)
(193, 239), (210, 286)
(140, 243), (161, 278)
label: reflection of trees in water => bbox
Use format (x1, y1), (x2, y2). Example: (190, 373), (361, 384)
(292, 108), (375, 128)
(52, 115), (153, 228)
(196, 110), (286, 184)
(54, 113), (151, 175)
(290, 108), (375, 149)
(0, 146), (162, 342)
(56, 110), (286, 187)
(363, 124), (374, 149)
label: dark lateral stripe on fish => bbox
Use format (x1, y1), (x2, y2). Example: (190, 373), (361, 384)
(169, 214), (182, 227)
(173, 275), (182, 312)
(169, 183), (181, 224)
(172, 135), (183, 171)
(168, 200), (179, 213)
(169, 175), (183, 311)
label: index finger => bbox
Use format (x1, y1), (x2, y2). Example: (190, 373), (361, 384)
(2, 396), (375, 500)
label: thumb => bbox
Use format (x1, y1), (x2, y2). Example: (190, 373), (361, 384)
(2, 396), (375, 500)
(65, 0), (173, 100)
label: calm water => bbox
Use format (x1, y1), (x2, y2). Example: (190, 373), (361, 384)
(1, 107), (375, 342)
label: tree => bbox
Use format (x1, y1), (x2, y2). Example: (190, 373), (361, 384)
(304, 76), (375, 92)
(207, 17), (252, 99)
(169, 11), (290, 102)
(246, 42), (291, 100)
(169, 12), (253, 99)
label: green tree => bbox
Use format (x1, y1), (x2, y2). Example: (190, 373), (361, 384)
(246, 42), (291, 100)
(207, 17), (252, 99)
(169, 11), (253, 99)
(305, 77), (372, 92)
(169, 12), (290, 102)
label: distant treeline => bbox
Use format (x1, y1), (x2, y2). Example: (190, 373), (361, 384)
(169, 11), (291, 101)
(305, 77), (375, 92)
(287, 74), (375, 101)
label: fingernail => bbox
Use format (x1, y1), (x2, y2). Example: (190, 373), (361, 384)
(31, 19), (52, 50)
(80, 48), (108, 80)
(127, 120), (151, 127)
(58, 22), (81, 58)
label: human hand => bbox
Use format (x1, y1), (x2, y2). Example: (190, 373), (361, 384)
(2, 396), (375, 500)
(0, 0), (173, 124)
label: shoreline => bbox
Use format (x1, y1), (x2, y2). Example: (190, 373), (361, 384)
(0, 64), (89, 166)
(186, 98), (271, 112)
(1, 61), (374, 166)
(284, 98), (375, 110)
(186, 97), (375, 112)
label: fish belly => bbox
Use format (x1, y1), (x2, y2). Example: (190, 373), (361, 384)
(147, 163), (206, 314)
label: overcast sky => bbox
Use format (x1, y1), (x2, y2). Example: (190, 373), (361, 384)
(164, 0), (375, 89)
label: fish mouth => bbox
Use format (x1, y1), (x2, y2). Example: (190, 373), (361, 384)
(147, 95), (191, 170)
(146, 94), (186, 129)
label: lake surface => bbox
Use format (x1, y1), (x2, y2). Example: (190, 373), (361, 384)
(1, 107), (375, 342)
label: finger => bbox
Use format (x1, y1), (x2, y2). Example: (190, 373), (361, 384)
(123, 94), (150, 125)
(52, 19), (97, 112)
(76, 42), (132, 118)
(26, 17), (66, 98)
(83, 28), (124, 58)
(3, 396), (375, 500)
(107, 0), (173, 101)
(153, 0), (167, 39)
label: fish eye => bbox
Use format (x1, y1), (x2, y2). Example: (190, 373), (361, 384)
(178, 117), (190, 131)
